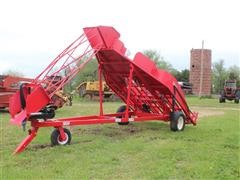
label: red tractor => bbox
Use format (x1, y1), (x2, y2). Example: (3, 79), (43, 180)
(219, 80), (240, 104)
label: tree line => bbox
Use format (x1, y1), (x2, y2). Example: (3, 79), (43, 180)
(212, 60), (240, 93)
(69, 49), (190, 92)
(4, 50), (239, 95)
(143, 50), (240, 94)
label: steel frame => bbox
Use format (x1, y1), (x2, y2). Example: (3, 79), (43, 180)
(10, 26), (198, 154)
(14, 64), (168, 154)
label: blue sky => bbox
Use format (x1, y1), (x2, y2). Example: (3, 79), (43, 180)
(0, 0), (239, 78)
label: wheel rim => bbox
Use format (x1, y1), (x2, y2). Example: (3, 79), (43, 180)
(177, 116), (184, 130)
(57, 133), (68, 145)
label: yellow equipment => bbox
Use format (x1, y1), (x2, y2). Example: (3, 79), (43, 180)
(76, 81), (114, 100)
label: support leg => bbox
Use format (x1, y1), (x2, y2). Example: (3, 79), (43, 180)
(58, 126), (67, 141)
(14, 127), (39, 154)
(172, 85), (176, 112)
(98, 64), (103, 116)
(125, 64), (134, 121)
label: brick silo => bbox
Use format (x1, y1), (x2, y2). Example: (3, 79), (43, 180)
(189, 48), (212, 96)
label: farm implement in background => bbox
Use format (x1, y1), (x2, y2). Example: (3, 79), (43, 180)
(0, 75), (70, 111)
(0, 75), (32, 109)
(9, 26), (198, 154)
(76, 81), (116, 100)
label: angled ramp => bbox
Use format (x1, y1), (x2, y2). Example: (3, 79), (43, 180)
(84, 26), (197, 124)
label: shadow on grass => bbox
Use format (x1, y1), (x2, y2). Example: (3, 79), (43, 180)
(72, 121), (171, 139)
(26, 121), (197, 152)
(28, 144), (52, 151)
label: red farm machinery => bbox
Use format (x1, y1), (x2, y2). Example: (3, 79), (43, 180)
(9, 26), (198, 154)
(0, 75), (32, 109)
(0, 75), (70, 111)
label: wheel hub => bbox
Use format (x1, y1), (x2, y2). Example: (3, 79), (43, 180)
(177, 116), (184, 130)
(57, 133), (69, 145)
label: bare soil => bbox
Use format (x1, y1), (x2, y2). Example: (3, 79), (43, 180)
(191, 106), (226, 118)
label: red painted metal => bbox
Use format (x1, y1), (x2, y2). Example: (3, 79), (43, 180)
(58, 126), (67, 141)
(9, 26), (198, 154)
(98, 64), (103, 116)
(0, 75), (32, 108)
(9, 30), (102, 124)
(14, 127), (39, 154)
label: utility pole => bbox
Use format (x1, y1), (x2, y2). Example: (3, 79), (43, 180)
(199, 40), (204, 97)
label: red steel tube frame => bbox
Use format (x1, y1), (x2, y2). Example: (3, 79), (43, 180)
(14, 112), (169, 154)
(13, 63), (169, 154)
(12, 26), (198, 154)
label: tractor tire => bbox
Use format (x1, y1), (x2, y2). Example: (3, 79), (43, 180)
(235, 90), (240, 104)
(219, 98), (223, 103)
(219, 97), (225, 103)
(83, 93), (93, 101)
(234, 98), (239, 104)
(170, 111), (185, 131)
(116, 105), (129, 125)
(51, 128), (71, 146)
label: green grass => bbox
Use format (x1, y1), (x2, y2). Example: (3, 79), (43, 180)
(186, 95), (240, 109)
(1, 97), (239, 179)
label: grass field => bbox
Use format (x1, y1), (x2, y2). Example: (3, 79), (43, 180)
(1, 97), (239, 179)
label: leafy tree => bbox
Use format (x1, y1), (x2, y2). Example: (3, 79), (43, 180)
(65, 58), (98, 92)
(142, 49), (177, 75)
(175, 69), (189, 82)
(212, 59), (228, 93)
(227, 65), (240, 86)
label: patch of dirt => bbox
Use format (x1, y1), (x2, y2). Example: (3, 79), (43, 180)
(120, 125), (143, 134)
(104, 125), (143, 138)
(191, 107), (225, 118)
(30, 144), (51, 151)
(223, 144), (239, 150)
(148, 136), (167, 141)
(71, 125), (143, 138)
(73, 127), (102, 135)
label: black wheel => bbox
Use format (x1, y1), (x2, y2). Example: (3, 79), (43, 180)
(219, 93), (226, 103)
(170, 111), (185, 131)
(83, 93), (92, 100)
(51, 128), (71, 146)
(219, 97), (223, 103)
(234, 98), (239, 104)
(116, 105), (129, 125)
(219, 97), (226, 103)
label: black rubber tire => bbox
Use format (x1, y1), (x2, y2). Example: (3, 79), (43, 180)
(234, 98), (239, 104)
(219, 98), (223, 103)
(51, 128), (71, 146)
(219, 93), (226, 103)
(116, 105), (129, 125)
(83, 93), (92, 100)
(219, 97), (226, 103)
(170, 111), (185, 131)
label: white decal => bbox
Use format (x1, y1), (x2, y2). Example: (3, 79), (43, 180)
(63, 121), (70, 126)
